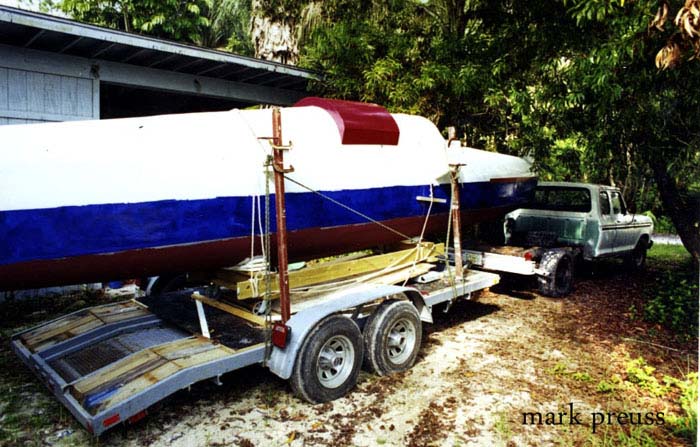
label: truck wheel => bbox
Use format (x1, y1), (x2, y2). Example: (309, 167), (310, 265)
(290, 315), (363, 403)
(363, 300), (422, 376)
(537, 250), (574, 297)
(625, 240), (647, 271)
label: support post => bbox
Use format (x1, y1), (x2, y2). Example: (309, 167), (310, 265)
(450, 164), (464, 281)
(272, 108), (292, 323)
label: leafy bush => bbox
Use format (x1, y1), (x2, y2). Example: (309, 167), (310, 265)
(643, 276), (698, 340)
(625, 357), (667, 397)
(642, 211), (676, 234)
(643, 253), (698, 340)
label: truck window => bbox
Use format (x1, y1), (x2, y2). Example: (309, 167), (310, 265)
(610, 191), (626, 215)
(600, 191), (611, 215)
(530, 187), (591, 212)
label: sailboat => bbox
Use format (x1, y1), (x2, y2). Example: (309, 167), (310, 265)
(0, 97), (535, 290)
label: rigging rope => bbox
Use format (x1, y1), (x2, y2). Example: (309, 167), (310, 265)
(262, 154), (274, 365)
(282, 174), (439, 290)
(282, 175), (412, 240)
(402, 184), (434, 287)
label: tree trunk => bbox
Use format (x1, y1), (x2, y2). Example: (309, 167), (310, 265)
(649, 157), (700, 266)
(250, 0), (299, 65)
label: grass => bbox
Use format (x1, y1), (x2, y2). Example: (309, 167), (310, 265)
(646, 244), (694, 265)
(0, 343), (84, 446)
(0, 290), (128, 447)
(665, 372), (698, 442)
(493, 410), (513, 445)
(587, 423), (658, 447)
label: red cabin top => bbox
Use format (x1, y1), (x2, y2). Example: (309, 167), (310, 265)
(294, 97), (400, 146)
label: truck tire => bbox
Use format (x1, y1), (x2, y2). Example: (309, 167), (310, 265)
(537, 250), (574, 297)
(624, 239), (647, 271)
(290, 315), (363, 403)
(363, 300), (422, 376)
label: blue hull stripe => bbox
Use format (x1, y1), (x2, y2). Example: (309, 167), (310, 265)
(0, 180), (535, 266)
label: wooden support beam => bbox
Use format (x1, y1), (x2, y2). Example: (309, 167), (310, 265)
(230, 243), (443, 300)
(190, 292), (267, 326)
(279, 262), (435, 313)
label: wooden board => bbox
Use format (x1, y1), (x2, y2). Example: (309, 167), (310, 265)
(281, 262), (435, 313)
(71, 337), (206, 397)
(69, 335), (259, 415)
(190, 293), (266, 326)
(20, 302), (148, 353)
(224, 243), (443, 300)
(95, 345), (248, 413)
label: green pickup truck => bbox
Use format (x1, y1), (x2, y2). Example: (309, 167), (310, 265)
(465, 182), (654, 297)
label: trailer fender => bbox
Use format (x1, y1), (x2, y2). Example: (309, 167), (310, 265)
(266, 284), (427, 380)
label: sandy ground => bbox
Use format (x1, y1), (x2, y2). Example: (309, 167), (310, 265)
(2, 262), (696, 447)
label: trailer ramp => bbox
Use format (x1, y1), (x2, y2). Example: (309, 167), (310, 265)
(12, 300), (265, 436)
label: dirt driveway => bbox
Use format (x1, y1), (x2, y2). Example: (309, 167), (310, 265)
(1, 260), (696, 447)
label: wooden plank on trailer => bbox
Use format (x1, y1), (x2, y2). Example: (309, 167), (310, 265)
(20, 302), (144, 350)
(89, 301), (143, 318)
(20, 313), (88, 344)
(234, 243), (443, 300)
(21, 314), (101, 351)
(79, 356), (168, 405)
(152, 336), (222, 359)
(96, 307), (150, 324)
(91, 343), (245, 414)
(72, 337), (217, 399)
(72, 350), (163, 398)
(285, 262), (435, 313)
(190, 293), (266, 326)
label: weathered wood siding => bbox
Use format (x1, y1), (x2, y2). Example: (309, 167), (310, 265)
(0, 66), (98, 125)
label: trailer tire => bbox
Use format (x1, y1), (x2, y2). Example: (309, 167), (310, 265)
(149, 274), (188, 296)
(363, 300), (422, 376)
(290, 315), (363, 403)
(537, 250), (574, 297)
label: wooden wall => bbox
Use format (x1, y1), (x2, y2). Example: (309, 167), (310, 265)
(0, 64), (98, 125)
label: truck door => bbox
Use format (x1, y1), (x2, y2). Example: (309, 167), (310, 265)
(598, 190), (616, 255)
(610, 191), (635, 252)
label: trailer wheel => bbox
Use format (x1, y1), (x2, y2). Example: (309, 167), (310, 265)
(363, 300), (422, 376)
(537, 250), (574, 297)
(290, 315), (363, 403)
(149, 274), (188, 296)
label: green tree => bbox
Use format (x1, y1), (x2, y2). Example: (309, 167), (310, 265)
(196, 0), (253, 54)
(298, 0), (699, 263)
(560, 0), (700, 262)
(250, 0), (322, 64)
(56, 0), (211, 44)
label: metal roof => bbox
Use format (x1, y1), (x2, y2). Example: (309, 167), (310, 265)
(0, 5), (317, 92)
